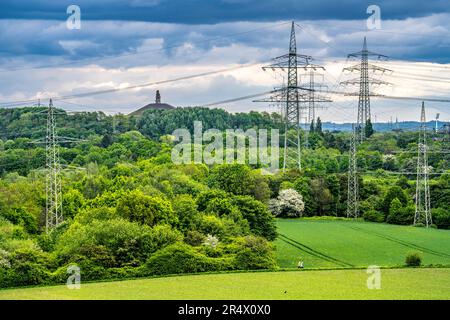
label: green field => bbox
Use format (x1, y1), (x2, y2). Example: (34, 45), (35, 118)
(1, 219), (449, 300)
(1, 268), (449, 300)
(275, 219), (450, 268)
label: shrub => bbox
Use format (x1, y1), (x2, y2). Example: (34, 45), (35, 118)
(56, 219), (182, 267)
(197, 215), (226, 239)
(382, 186), (408, 215)
(234, 236), (277, 270)
(387, 202), (414, 225)
(52, 261), (106, 283)
(205, 197), (238, 216)
(0, 207), (38, 234)
(117, 190), (177, 226)
(144, 243), (231, 275)
(196, 189), (229, 212)
(363, 210), (385, 223)
(74, 207), (117, 224)
(172, 194), (199, 231)
(63, 188), (85, 219)
(432, 208), (450, 229)
(207, 164), (255, 196)
(405, 251), (422, 267)
(232, 196), (277, 240)
(184, 230), (205, 246)
(0, 248), (53, 287)
(203, 234), (219, 249)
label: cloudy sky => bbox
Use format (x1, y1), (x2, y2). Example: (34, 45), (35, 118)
(0, 0), (449, 122)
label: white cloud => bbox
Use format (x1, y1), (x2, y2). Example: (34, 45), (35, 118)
(0, 15), (449, 122)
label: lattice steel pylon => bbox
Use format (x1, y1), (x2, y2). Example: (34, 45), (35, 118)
(347, 124), (359, 218)
(254, 21), (311, 171)
(340, 37), (391, 142)
(299, 63), (332, 147)
(45, 99), (63, 232)
(414, 102), (432, 227)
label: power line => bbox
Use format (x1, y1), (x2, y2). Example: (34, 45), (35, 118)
(0, 21), (292, 74)
(0, 61), (267, 108)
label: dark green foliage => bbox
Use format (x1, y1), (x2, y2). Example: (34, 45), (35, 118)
(234, 236), (277, 270)
(386, 199), (414, 225)
(56, 219), (182, 268)
(0, 207), (38, 234)
(143, 243), (232, 275)
(0, 249), (52, 287)
(382, 186), (408, 215)
(365, 119), (374, 138)
(137, 107), (281, 140)
(405, 251), (422, 267)
(315, 117), (323, 135)
(432, 208), (450, 229)
(232, 196), (277, 241)
(184, 230), (206, 246)
(363, 210), (385, 223)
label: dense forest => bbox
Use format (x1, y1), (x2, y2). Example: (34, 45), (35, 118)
(0, 106), (449, 288)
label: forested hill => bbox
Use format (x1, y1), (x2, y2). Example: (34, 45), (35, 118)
(2, 107), (446, 142)
(318, 121), (447, 132)
(0, 107), (283, 141)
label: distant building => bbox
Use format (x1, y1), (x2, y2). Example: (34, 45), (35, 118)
(129, 90), (175, 116)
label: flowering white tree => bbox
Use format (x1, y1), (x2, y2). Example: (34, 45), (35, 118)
(203, 234), (219, 249)
(0, 249), (10, 268)
(269, 188), (305, 217)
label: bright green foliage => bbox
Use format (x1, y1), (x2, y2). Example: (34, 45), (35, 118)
(144, 243), (232, 275)
(208, 164), (254, 196)
(234, 236), (277, 270)
(56, 219), (182, 268)
(116, 190), (177, 227)
(0, 106), (449, 290)
(172, 194), (200, 231)
(0, 248), (52, 287)
(63, 188), (85, 219)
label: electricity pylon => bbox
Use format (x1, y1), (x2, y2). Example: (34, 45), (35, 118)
(45, 99), (63, 232)
(254, 21), (311, 171)
(347, 124), (359, 218)
(414, 102), (432, 227)
(299, 63), (332, 147)
(340, 37), (391, 142)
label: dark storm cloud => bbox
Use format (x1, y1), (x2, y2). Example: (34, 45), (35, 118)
(1, 0), (449, 23)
